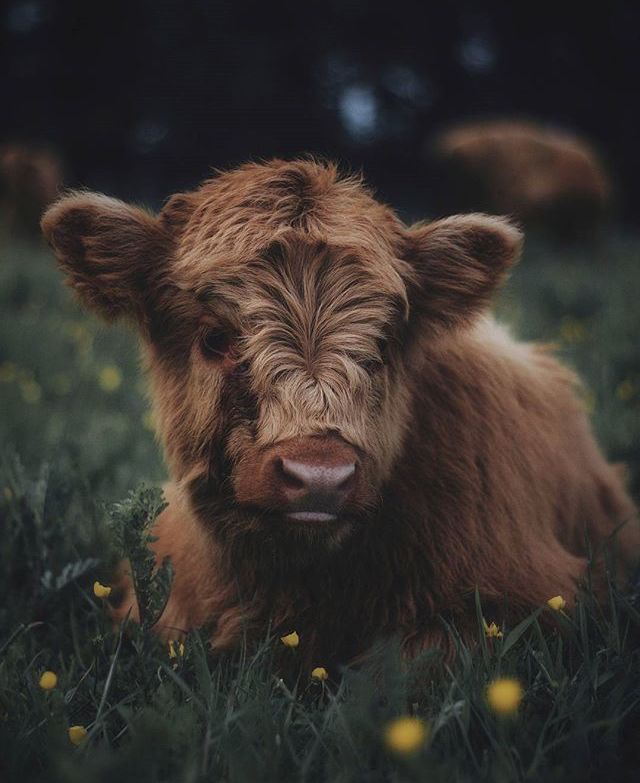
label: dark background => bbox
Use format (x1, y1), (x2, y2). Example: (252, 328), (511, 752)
(2, 0), (639, 222)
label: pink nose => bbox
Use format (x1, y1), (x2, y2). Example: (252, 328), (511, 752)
(232, 434), (362, 521)
(270, 442), (359, 520)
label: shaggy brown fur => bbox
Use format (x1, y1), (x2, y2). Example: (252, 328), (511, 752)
(42, 158), (639, 668)
(1, 144), (63, 238)
(431, 120), (612, 242)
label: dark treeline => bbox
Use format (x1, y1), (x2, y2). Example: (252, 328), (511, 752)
(1, 0), (638, 222)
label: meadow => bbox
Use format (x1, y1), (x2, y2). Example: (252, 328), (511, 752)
(1, 230), (639, 782)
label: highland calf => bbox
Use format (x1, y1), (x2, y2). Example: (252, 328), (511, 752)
(42, 159), (639, 667)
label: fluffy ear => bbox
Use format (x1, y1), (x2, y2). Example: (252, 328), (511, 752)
(404, 213), (522, 330)
(41, 192), (173, 324)
(160, 191), (197, 236)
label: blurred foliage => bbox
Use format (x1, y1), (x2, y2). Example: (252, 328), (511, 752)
(109, 485), (172, 629)
(0, 233), (640, 781)
(0, 237), (163, 497)
(3, 2), (640, 218)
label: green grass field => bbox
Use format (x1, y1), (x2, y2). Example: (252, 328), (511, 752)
(1, 232), (639, 782)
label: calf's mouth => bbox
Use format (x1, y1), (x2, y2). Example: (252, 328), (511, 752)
(232, 433), (371, 525)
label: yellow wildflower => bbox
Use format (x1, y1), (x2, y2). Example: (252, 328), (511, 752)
(384, 716), (429, 755)
(20, 380), (42, 404)
(98, 365), (122, 392)
(68, 725), (88, 745)
(93, 581), (112, 599)
(582, 390), (596, 414)
(482, 619), (504, 639)
(0, 362), (17, 383)
(70, 323), (89, 341)
(142, 410), (155, 431)
(547, 595), (566, 611)
(280, 631), (299, 648)
(168, 640), (185, 659)
(559, 317), (587, 344)
(52, 372), (72, 396)
(617, 380), (635, 402)
(69, 323), (93, 353)
(486, 677), (524, 716)
(39, 671), (57, 691)
(311, 667), (329, 681)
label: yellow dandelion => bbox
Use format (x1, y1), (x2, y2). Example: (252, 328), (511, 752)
(52, 372), (72, 396)
(69, 323), (93, 353)
(311, 667), (329, 681)
(482, 619), (504, 639)
(142, 410), (156, 432)
(384, 716), (429, 755)
(93, 581), (112, 599)
(98, 365), (122, 392)
(582, 390), (596, 414)
(559, 317), (587, 344)
(486, 677), (524, 716)
(547, 595), (567, 611)
(70, 323), (89, 341)
(168, 640), (185, 659)
(280, 631), (299, 648)
(20, 379), (42, 404)
(0, 361), (17, 383)
(38, 671), (57, 691)
(68, 725), (88, 746)
(616, 380), (635, 402)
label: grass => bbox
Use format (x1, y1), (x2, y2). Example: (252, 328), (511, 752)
(1, 231), (640, 782)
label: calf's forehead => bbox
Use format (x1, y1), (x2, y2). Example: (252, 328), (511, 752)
(170, 163), (405, 276)
(175, 229), (410, 318)
(163, 160), (413, 323)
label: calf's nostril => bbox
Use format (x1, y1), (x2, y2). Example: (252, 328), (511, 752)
(336, 463), (356, 491)
(331, 463), (356, 493)
(276, 458), (306, 491)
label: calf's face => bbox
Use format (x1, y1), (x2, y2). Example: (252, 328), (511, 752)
(42, 161), (521, 555)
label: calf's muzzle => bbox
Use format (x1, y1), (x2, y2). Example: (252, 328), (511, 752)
(238, 434), (361, 522)
(277, 455), (356, 521)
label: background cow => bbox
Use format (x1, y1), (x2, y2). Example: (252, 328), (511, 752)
(0, 144), (63, 239)
(430, 120), (612, 243)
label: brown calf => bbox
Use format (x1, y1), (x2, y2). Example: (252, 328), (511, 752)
(42, 159), (639, 667)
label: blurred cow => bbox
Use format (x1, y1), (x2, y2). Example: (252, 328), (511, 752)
(431, 120), (612, 242)
(0, 144), (63, 239)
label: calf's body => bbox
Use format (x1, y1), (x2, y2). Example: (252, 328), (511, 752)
(42, 159), (639, 667)
(143, 317), (638, 664)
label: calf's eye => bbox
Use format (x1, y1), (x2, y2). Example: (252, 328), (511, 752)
(200, 327), (235, 361)
(363, 337), (389, 374)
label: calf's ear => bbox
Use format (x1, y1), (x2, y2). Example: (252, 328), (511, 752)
(404, 213), (522, 330)
(41, 192), (172, 325)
